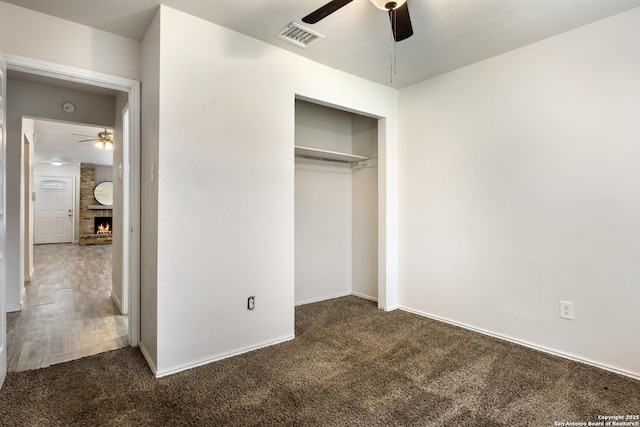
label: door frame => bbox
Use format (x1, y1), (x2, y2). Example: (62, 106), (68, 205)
(4, 54), (141, 346)
(1, 51), (8, 389)
(121, 104), (130, 315)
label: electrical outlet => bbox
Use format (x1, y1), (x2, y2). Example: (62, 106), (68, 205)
(560, 301), (574, 320)
(247, 296), (255, 311)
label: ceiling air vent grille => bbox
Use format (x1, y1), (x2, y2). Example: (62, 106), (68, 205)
(276, 22), (324, 49)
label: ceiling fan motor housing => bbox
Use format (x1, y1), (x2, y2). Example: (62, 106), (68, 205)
(370, 0), (406, 10)
(98, 131), (113, 141)
(302, 0), (413, 42)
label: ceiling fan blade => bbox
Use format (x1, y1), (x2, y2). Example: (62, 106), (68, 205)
(72, 134), (97, 138)
(302, 0), (354, 24)
(389, 2), (413, 42)
(78, 139), (97, 142)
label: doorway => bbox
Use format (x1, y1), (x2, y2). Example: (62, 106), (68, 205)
(10, 118), (126, 371)
(3, 55), (141, 360)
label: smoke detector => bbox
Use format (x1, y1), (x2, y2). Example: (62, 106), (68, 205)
(276, 22), (325, 49)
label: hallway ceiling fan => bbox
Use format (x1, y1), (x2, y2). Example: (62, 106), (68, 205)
(74, 129), (114, 151)
(302, 0), (414, 42)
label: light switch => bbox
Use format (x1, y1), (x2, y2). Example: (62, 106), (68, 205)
(150, 163), (156, 183)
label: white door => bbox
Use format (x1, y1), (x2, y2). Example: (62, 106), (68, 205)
(1, 52), (8, 388)
(34, 176), (73, 244)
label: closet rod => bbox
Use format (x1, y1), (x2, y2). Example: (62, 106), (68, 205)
(295, 154), (353, 164)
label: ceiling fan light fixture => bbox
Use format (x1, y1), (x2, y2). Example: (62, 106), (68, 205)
(370, 0), (406, 11)
(95, 141), (104, 150)
(105, 141), (113, 151)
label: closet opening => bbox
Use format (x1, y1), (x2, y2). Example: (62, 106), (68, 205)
(294, 99), (379, 306)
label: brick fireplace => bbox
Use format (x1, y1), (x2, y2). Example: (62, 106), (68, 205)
(79, 163), (113, 246)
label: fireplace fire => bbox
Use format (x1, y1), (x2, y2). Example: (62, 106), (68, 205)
(94, 217), (113, 235)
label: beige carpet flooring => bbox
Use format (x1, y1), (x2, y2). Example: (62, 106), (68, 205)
(0, 296), (638, 426)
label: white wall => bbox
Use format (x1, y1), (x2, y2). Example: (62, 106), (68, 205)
(5, 79), (116, 312)
(0, 1), (140, 81)
(295, 162), (352, 304)
(398, 8), (640, 378)
(295, 99), (354, 152)
(352, 165), (377, 300)
(149, 6), (397, 376)
(352, 115), (378, 300)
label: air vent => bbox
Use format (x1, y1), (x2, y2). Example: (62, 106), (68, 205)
(276, 22), (324, 49)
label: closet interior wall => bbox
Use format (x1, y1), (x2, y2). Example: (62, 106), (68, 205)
(294, 100), (378, 305)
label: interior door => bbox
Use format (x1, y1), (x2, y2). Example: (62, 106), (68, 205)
(1, 52), (8, 388)
(34, 176), (73, 244)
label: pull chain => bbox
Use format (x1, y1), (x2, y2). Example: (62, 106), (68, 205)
(390, 9), (397, 84)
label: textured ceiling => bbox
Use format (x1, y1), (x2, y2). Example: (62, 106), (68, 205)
(6, 0), (640, 164)
(4, 0), (640, 88)
(33, 120), (113, 166)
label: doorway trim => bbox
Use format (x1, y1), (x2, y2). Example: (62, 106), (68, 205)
(121, 104), (131, 315)
(4, 54), (141, 346)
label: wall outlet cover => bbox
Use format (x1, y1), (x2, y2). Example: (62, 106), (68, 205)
(560, 300), (574, 320)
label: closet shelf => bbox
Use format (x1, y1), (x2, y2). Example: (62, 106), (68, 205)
(294, 146), (369, 163)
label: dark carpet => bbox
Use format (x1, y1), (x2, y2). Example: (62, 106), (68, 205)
(1, 296), (638, 426)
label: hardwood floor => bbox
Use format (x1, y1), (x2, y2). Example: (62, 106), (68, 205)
(6, 243), (128, 372)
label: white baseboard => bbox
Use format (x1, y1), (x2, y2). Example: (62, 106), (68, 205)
(6, 303), (22, 313)
(24, 267), (34, 282)
(400, 305), (640, 381)
(296, 292), (381, 307)
(139, 342), (157, 376)
(295, 291), (351, 306)
(351, 291), (378, 302)
(111, 291), (124, 315)
(155, 335), (295, 378)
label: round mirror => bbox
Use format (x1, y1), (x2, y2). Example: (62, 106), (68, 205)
(94, 181), (113, 206)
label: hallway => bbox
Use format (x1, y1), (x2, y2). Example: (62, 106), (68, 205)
(6, 243), (128, 372)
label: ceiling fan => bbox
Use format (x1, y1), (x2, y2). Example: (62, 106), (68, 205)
(302, 0), (413, 42)
(74, 129), (114, 151)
